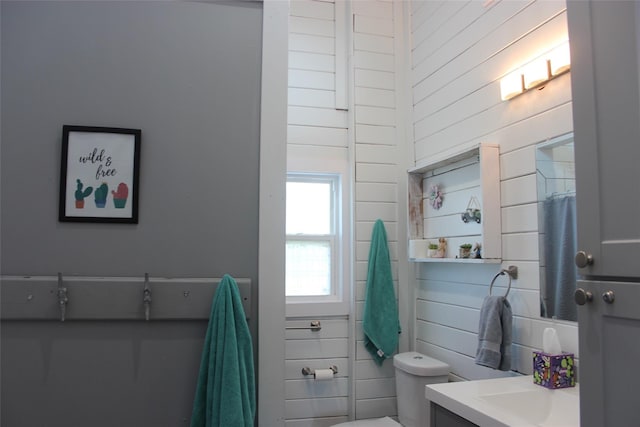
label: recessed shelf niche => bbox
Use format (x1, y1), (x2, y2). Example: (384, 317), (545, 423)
(408, 143), (501, 263)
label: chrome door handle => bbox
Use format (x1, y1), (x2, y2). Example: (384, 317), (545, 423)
(602, 290), (615, 304)
(575, 251), (594, 268)
(575, 288), (593, 305)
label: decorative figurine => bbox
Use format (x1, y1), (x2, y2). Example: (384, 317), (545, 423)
(461, 195), (482, 223)
(472, 243), (482, 259)
(437, 237), (447, 258)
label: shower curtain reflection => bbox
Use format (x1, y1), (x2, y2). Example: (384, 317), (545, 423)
(542, 195), (577, 321)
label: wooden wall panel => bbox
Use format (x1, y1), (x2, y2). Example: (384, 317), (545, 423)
(286, 0), (403, 422)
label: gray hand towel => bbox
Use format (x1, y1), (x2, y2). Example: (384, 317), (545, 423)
(475, 295), (512, 371)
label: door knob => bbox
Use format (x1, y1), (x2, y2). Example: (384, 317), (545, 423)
(575, 251), (594, 268)
(602, 290), (615, 304)
(575, 288), (593, 305)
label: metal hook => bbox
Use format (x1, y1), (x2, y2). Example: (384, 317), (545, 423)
(57, 272), (68, 322)
(143, 273), (151, 321)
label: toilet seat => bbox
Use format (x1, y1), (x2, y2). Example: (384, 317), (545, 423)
(331, 416), (402, 427)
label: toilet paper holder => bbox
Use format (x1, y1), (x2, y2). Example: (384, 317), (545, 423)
(302, 365), (338, 376)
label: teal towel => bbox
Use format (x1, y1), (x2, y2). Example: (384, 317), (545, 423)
(190, 274), (255, 427)
(363, 219), (401, 365)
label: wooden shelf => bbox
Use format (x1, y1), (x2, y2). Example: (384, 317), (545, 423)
(408, 143), (502, 262)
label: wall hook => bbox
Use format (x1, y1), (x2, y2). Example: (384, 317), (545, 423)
(57, 272), (68, 322)
(143, 273), (152, 321)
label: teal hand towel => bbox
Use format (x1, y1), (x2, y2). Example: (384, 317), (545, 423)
(190, 274), (255, 427)
(363, 219), (401, 365)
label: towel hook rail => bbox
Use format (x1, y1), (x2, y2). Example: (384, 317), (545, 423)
(489, 266), (518, 298)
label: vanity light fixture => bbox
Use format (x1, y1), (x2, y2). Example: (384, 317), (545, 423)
(548, 42), (571, 76)
(500, 71), (524, 101)
(500, 40), (571, 101)
(523, 57), (550, 90)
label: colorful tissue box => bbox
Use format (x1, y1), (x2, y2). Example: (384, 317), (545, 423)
(533, 351), (575, 389)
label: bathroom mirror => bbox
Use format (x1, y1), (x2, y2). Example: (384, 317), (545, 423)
(536, 133), (577, 322)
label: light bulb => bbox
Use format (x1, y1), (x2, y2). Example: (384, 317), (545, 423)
(500, 71), (524, 100)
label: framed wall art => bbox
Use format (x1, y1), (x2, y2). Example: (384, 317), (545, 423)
(58, 125), (141, 223)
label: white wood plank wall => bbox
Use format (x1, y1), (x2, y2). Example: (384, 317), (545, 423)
(285, 318), (351, 426)
(409, 0), (579, 381)
(289, 0), (348, 150)
(286, 2), (352, 425)
(286, 0), (405, 424)
(353, 0), (402, 422)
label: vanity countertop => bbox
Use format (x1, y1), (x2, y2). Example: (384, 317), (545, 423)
(425, 375), (579, 427)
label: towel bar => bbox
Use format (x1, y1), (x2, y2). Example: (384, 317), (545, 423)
(286, 320), (321, 331)
(489, 266), (517, 298)
(301, 365), (338, 376)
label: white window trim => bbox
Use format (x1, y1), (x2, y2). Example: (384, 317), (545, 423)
(286, 173), (340, 301)
(286, 145), (351, 317)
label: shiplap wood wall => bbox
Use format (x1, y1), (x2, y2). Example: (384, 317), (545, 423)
(409, 0), (579, 381)
(352, 0), (403, 422)
(286, 0), (405, 424)
(284, 0), (580, 424)
(286, 1), (351, 425)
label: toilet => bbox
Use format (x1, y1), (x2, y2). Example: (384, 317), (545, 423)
(332, 352), (450, 427)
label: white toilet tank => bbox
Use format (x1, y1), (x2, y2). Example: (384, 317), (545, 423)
(393, 352), (449, 427)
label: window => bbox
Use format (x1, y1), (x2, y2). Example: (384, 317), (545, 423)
(286, 174), (340, 299)
(285, 144), (350, 316)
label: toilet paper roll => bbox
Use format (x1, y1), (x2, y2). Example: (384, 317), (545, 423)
(409, 239), (429, 259)
(314, 369), (334, 381)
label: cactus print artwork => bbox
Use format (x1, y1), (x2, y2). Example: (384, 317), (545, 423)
(59, 125), (140, 223)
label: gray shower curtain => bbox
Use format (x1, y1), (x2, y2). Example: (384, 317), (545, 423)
(543, 195), (578, 321)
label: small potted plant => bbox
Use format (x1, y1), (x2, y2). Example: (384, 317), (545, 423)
(459, 243), (472, 259)
(428, 242), (439, 257)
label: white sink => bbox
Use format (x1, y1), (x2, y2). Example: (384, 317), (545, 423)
(426, 376), (580, 427)
(479, 388), (578, 426)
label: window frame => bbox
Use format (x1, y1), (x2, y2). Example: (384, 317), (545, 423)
(286, 145), (351, 317)
(286, 174), (340, 300)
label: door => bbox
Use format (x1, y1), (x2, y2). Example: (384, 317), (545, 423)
(567, 0), (640, 279)
(567, 2), (640, 425)
(575, 280), (640, 427)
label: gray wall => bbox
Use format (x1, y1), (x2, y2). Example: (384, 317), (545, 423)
(1, 0), (262, 279)
(1, 2), (263, 426)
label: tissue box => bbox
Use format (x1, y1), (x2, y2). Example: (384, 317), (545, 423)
(533, 351), (575, 389)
